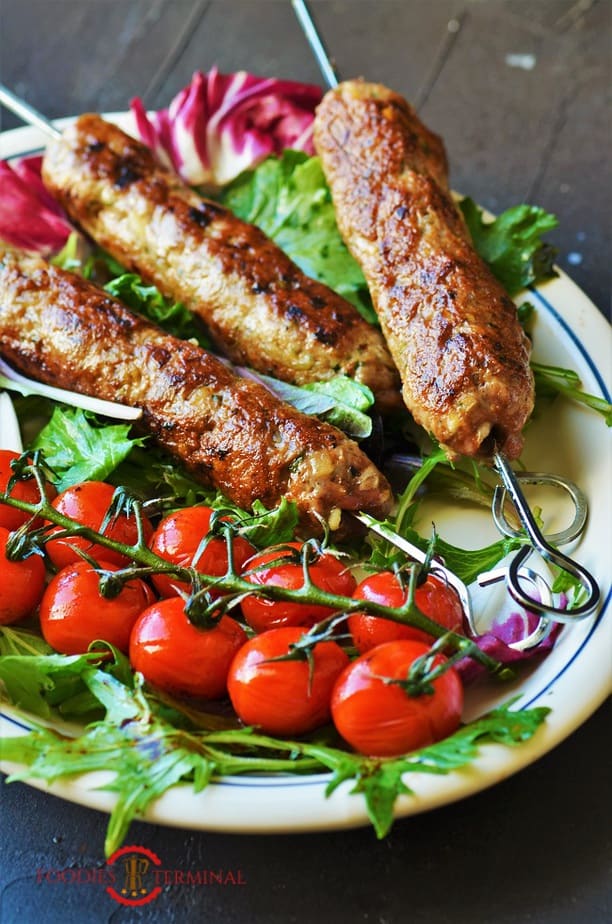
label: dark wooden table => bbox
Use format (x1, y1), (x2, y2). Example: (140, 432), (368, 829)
(1, 2), (610, 922)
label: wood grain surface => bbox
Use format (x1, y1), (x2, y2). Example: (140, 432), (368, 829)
(0, 2), (610, 923)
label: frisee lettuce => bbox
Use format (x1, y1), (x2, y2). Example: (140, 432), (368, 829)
(0, 646), (549, 855)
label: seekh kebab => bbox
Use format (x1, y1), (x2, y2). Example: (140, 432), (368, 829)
(40, 114), (401, 413)
(314, 80), (535, 460)
(0, 244), (393, 533)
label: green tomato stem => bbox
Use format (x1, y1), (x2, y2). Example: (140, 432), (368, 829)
(0, 490), (503, 676)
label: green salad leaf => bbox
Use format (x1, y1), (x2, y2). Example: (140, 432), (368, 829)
(30, 406), (142, 491)
(103, 272), (211, 348)
(230, 497), (299, 547)
(53, 234), (210, 348)
(255, 372), (375, 439)
(365, 515), (523, 584)
(221, 151), (377, 323)
(459, 198), (558, 295)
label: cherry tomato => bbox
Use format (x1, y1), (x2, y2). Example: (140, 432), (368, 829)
(227, 626), (350, 736)
(46, 481), (152, 570)
(0, 526), (46, 624)
(0, 449), (56, 531)
(39, 560), (155, 654)
(331, 639), (463, 757)
(241, 543), (356, 633)
(149, 506), (255, 598)
(129, 597), (247, 699)
(348, 571), (464, 653)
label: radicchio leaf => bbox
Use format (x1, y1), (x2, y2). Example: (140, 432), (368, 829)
(0, 156), (73, 253)
(130, 68), (322, 187)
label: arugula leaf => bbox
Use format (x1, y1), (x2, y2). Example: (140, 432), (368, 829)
(393, 446), (449, 532)
(532, 362), (611, 425)
(221, 152), (377, 323)
(0, 644), (131, 722)
(0, 625), (54, 657)
(30, 406), (142, 491)
(364, 506), (522, 584)
(0, 668), (549, 853)
(459, 198), (558, 295)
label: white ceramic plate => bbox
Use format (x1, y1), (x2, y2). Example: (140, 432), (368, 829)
(1, 119), (611, 835)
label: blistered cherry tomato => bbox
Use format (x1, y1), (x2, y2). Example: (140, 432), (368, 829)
(227, 626), (349, 736)
(149, 506), (255, 598)
(241, 543), (356, 633)
(39, 560), (155, 654)
(0, 449), (56, 530)
(348, 571), (464, 653)
(0, 526), (46, 624)
(46, 481), (152, 570)
(331, 639), (463, 757)
(129, 597), (247, 699)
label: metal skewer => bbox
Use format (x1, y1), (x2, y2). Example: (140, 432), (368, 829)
(291, 1), (340, 90)
(0, 84), (61, 139)
(292, 0), (601, 631)
(491, 450), (599, 619)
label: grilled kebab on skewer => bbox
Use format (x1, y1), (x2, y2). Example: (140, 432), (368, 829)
(40, 114), (401, 413)
(314, 80), (535, 460)
(0, 244), (393, 533)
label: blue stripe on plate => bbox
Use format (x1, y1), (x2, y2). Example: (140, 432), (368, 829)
(529, 286), (611, 401)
